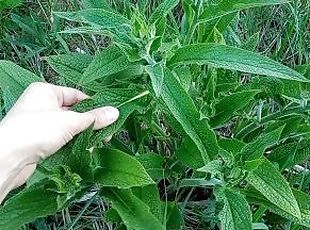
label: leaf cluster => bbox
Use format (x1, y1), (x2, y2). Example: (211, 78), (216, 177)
(0, 0), (310, 229)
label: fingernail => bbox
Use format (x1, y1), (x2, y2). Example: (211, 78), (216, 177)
(104, 106), (119, 123)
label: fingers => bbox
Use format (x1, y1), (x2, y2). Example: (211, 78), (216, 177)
(53, 85), (90, 106)
(65, 106), (119, 136)
(12, 164), (37, 189)
(19, 83), (89, 110)
(86, 106), (119, 130)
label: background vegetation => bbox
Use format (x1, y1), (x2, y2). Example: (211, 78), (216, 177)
(0, 0), (309, 229)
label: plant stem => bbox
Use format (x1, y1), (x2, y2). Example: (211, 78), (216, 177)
(184, 0), (202, 45)
(117, 90), (150, 108)
(65, 192), (97, 230)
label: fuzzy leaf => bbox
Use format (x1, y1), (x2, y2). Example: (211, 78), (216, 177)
(54, 9), (131, 42)
(245, 187), (310, 228)
(237, 126), (284, 162)
(197, 160), (223, 177)
(0, 60), (41, 100)
(136, 153), (165, 180)
(93, 148), (154, 188)
(164, 202), (184, 230)
(216, 188), (252, 230)
(174, 66), (192, 92)
(74, 88), (148, 145)
(2, 87), (16, 113)
(168, 44), (308, 82)
(176, 136), (205, 169)
(82, 0), (112, 10)
(268, 139), (310, 170)
(209, 90), (260, 127)
(132, 184), (163, 222)
(101, 188), (165, 230)
(46, 53), (93, 85)
(54, 9), (130, 29)
(74, 88), (145, 112)
(149, 0), (180, 23)
(242, 32), (260, 51)
(158, 67), (218, 164)
(0, 181), (58, 230)
(146, 64), (164, 97)
(246, 159), (301, 219)
(199, 0), (290, 22)
(65, 127), (93, 181)
(81, 45), (130, 84)
(218, 138), (245, 156)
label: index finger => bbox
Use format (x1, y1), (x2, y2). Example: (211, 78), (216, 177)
(54, 85), (90, 107)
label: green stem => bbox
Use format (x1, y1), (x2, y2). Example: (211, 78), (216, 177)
(117, 90), (150, 108)
(184, 0), (202, 45)
(253, 206), (267, 222)
(65, 192), (97, 230)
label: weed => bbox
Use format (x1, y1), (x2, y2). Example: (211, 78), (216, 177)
(0, 1), (310, 229)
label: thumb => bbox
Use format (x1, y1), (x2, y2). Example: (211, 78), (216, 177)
(66, 106), (119, 136)
(87, 106), (119, 130)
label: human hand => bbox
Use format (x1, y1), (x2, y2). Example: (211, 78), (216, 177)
(0, 82), (119, 201)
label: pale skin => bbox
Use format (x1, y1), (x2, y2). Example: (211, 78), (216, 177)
(0, 82), (119, 203)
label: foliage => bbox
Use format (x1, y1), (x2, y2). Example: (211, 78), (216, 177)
(0, 0), (21, 12)
(0, 0), (310, 229)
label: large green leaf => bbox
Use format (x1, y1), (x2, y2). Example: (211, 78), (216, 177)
(46, 53), (93, 85)
(2, 87), (16, 112)
(91, 103), (141, 146)
(174, 66), (192, 92)
(218, 138), (245, 156)
(136, 153), (165, 180)
(101, 188), (164, 230)
(168, 44), (308, 82)
(199, 0), (290, 22)
(0, 60), (42, 100)
(132, 184), (163, 222)
(149, 0), (180, 23)
(209, 90), (260, 127)
(65, 127), (93, 181)
(54, 9), (130, 29)
(0, 0), (21, 11)
(54, 9), (131, 42)
(216, 187), (252, 230)
(0, 181), (58, 230)
(81, 45), (130, 84)
(146, 64), (164, 97)
(164, 202), (184, 230)
(82, 0), (112, 10)
(42, 127), (94, 183)
(176, 136), (205, 169)
(92, 148), (154, 188)
(149, 65), (218, 164)
(73, 88), (148, 145)
(244, 187), (310, 228)
(246, 159), (301, 219)
(74, 88), (145, 112)
(237, 126), (284, 162)
(268, 139), (310, 170)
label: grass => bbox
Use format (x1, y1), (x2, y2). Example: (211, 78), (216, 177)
(0, 0), (309, 229)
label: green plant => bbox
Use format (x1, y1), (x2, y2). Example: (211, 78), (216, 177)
(0, 0), (21, 12)
(0, 0), (310, 229)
